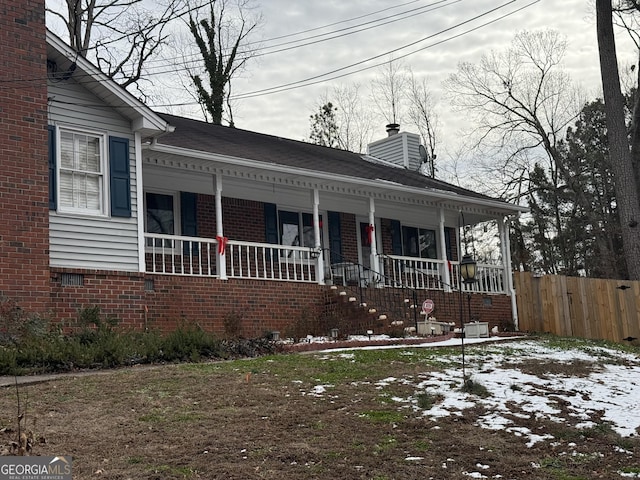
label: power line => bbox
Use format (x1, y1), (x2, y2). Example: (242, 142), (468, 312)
(230, 0), (526, 100)
(142, 0), (540, 108)
(5, 0), (539, 111)
(140, 0), (458, 71)
(244, 0), (425, 46)
(243, 0), (457, 56)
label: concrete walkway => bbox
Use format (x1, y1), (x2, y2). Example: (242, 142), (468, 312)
(0, 370), (123, 388)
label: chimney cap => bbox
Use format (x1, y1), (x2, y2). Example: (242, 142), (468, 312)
(385, 123), (400, 136)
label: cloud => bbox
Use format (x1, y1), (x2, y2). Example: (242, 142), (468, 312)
(154, 0), (637, 156)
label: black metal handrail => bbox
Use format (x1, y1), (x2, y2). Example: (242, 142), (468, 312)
(321, 248), (420, 332)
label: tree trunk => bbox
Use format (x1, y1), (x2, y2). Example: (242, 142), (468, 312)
(596, 0), (640, 280)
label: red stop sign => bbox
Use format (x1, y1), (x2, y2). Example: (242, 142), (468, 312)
(422, 299), (434, 315)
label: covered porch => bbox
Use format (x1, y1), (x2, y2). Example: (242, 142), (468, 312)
(138, 117), (526, 334)
(141, 149), (517, 299)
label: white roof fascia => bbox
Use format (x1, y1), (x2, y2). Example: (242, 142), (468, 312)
(46, 30), (172, 136)
(145, 143), (527, 215)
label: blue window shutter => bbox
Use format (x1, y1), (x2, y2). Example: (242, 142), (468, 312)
(48, 125), (56, 210)
(445, 227), (455, 261)
(109, 136), (131, 217)
(327, 211), (342, 263)
(390, 220), (402, 255)
(264, 203), (278, 244)
(180, 192), (198, 255)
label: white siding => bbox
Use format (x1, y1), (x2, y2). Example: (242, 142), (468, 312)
(48, 80), (140, 271)
(368, 132), (422, 171)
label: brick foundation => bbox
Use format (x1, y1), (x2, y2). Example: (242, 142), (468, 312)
(48, 268), (513, 337)
(50, 268), (326, 337)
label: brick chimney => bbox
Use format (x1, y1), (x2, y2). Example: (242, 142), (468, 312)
(0, 0), (51, 311)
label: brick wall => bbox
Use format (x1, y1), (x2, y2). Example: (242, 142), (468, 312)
(0, 0), (50, 311)
(408, 289), (513, 332)
(221, 198), (265, 242)
(339, 213), (358, 262)
(50, 267), (325, 337)
(50, 267), (513, 336)
(197, 195), (265, 242)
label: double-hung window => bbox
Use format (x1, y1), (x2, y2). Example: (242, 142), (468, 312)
(146, 192), (176, 247)
(402, 226), (437, 259)
(58, 129), (107, 215)
(279, 210), (322, 258)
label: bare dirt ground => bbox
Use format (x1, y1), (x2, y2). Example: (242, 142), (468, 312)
(0, 339), (638, 480)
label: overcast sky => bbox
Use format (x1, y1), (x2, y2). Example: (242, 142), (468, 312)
(156, 0), (637, 154)
(49, 0), (637, 168)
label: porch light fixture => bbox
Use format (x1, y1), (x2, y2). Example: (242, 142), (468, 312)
(309, 247), (321, 260)
(458, 253), (477, 386)
(460, 254), (477, 284)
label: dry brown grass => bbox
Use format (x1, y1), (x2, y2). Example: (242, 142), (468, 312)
(0, 341), (638, 480)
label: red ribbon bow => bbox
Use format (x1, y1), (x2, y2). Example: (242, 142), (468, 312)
(216, 235), (228, 255)
(365, 224), (375, 245)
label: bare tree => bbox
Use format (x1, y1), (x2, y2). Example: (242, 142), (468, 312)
(46, 0), (188, 94)
(444, 30), (587, 274)
(407, 71), (439, 177)
(370, 58), (409, 127)
(596, 0), (640, 279)
(330, 84), (374, 153)
(187, 0), (261, 126)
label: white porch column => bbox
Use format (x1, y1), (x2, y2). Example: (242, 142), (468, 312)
(500, 216), (518, 330)
(215, 175), (227, 280)
(312, 189), (325, 285)
(438, 208), (451, 292)
(135, 132), (146, 272)
(368, 197), (381, 278)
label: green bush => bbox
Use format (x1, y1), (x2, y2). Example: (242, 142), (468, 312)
(0, 306), (275, 375)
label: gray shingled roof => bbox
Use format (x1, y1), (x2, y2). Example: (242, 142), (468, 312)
(156, 113), (498, 202)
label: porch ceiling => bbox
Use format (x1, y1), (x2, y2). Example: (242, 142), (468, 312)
(143, 145), (524, 225)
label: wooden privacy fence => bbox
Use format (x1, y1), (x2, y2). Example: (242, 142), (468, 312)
(513, 271), (640, 343)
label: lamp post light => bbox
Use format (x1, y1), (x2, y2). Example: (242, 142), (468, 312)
(459, 253), (477, 384)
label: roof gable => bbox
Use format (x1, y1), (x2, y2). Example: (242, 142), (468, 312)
(46, 30), (171, 138)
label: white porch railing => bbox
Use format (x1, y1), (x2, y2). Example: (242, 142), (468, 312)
(145, 233), (218, 276)
(381, 255), (447, 290)
(381, 254), (506, 294)
(144, 234), (504, 292)
(144, 234), (318, 282)
(226, 240), (317, 282)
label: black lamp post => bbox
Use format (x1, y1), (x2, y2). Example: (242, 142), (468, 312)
(459, 253), (477, 384)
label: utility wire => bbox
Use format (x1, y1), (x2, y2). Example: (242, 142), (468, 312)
(6, 0), (538, 111)
(244, 0), (425, 46)
(231, 0), (524, 100)
(0, 0), (504, 88)
(140, 0), (458, 70)
(144, 0), (539, 108)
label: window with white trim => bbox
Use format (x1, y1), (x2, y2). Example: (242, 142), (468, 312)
(145, 191), (178, 247)
(402, 225), (437, 259)
(277, 210), (323, 259)
(279, 210), (321, 248)
(58, 128), (107, 215)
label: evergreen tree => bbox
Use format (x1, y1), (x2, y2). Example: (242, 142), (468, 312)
(309, 103), (340, 148)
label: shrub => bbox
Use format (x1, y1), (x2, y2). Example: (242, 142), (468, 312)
(0, 306), (276, 375)
(460, 379), (491, 398)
